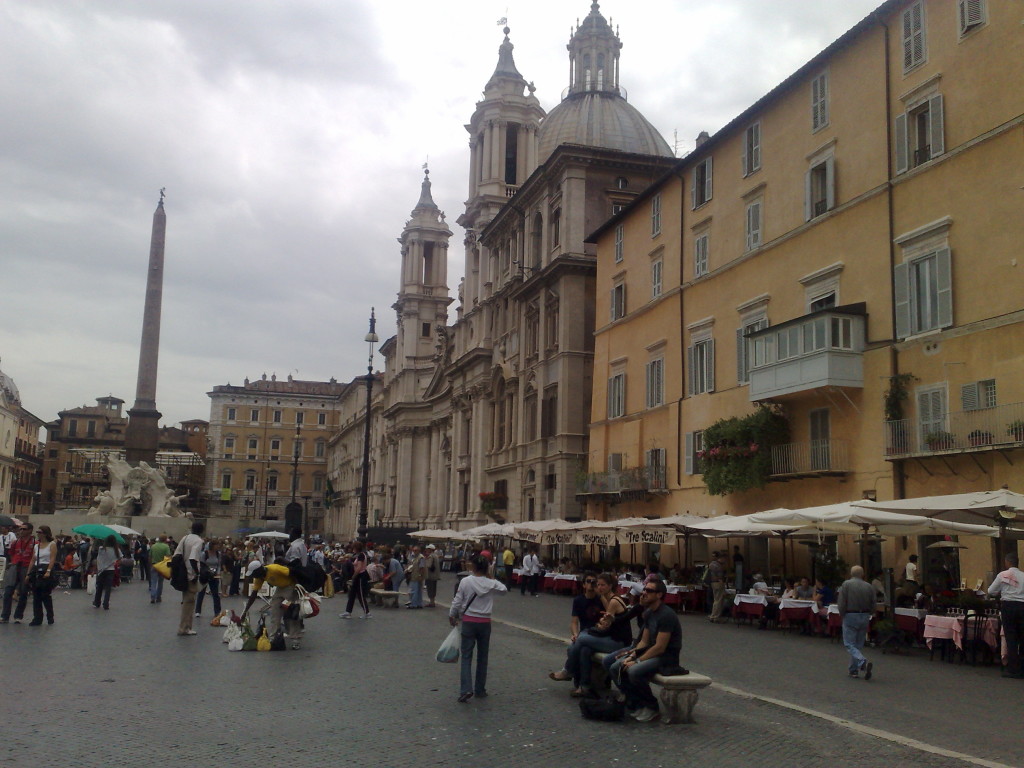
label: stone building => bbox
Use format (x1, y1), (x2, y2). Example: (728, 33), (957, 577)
(206, 375), (345, 533)
(331, 3), (676, 534)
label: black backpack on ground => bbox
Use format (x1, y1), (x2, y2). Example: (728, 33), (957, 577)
(579, 695), (626, 721)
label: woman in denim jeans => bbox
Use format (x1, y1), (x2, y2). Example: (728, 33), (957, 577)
(449, 555), (507, 703)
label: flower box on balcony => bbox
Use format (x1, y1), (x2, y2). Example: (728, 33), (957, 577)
(924, 431), (955, 451)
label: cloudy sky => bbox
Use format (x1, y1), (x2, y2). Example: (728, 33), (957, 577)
(0, 0), (880, 429)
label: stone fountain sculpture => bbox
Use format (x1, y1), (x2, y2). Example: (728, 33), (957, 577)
(88, 457), (188, 517)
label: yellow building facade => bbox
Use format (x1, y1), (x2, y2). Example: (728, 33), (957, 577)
(585, 0), (1023, 585)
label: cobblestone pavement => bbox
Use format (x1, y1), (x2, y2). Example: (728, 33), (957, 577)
(2, 577), (1020, 768)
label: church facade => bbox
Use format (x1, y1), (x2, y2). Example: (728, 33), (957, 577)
(327, 4), (676, 537)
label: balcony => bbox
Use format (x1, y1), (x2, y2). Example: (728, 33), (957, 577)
(748, 306), (865, 401)
(770, 439), (851, 478)
(575, 464), (666, 504)
(884, 401), (1024, 459)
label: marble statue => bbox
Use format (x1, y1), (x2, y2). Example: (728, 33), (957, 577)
(88, 457), (188, 517)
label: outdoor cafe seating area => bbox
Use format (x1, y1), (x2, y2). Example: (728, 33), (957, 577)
(412, 489), (1023, 673)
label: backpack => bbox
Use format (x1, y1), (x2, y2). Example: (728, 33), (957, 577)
(289, 560), (327, 592)
(169, 553), (190, 592)
(579, 695), (626, 722)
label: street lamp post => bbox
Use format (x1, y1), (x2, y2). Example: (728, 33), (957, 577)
(358, 308), (379, 542)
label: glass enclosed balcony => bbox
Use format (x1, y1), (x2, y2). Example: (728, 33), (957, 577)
(748, 307), (865, 401)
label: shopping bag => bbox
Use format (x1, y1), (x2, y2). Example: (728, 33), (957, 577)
(227, 637), (244, 652)
(151, 556), (172, 580)
(323, 574), (335, 598)
(436, 625), (460, 663)
(87, 574), (96, 595)
(223, 623), (242, 644)
(210, 610), (227, 627)
(256, 629), (271, 652)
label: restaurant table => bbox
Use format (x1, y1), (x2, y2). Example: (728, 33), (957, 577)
(733, 593), (767, 621)
(552, 574), (579, 594)
(778, 598), (816, 627)
(923, 613), (1005, 663)
(894, 607), (927, 640)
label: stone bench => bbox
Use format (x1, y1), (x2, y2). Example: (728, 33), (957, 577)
(369, 588), (400, 608)
(592, 652), (712, 724)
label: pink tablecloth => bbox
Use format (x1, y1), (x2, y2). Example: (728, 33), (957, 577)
(924, 615), (1005, 661)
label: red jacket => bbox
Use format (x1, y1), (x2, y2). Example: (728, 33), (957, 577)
(8, 537), (35, 567)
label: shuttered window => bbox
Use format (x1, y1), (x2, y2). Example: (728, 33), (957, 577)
(607, 374), (626, 419)
(651, 194), (662, 237)
(902, 1), (926, 72)
(614, 224), (624, 263)
(745, 200), (762, 251)
(646, 358), (664, 408)
(811, 72), (829, 131)
(692, 158), (713, 209)
(742, 122), (761, 176)
(687, 339), (715, 395)
(894, 248), (952, 339)
(694, 233), (709, 278)
(958, 0), (985, 36)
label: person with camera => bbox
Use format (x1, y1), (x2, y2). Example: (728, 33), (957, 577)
(193, 539), (223, 620)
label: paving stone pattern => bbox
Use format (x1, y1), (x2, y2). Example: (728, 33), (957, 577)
(1, 577), (1019, 767)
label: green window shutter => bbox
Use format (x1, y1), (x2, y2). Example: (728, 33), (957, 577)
(894, 261), (911, 339)
(935, 247), (953, 328)
(895, 113), (908, 174)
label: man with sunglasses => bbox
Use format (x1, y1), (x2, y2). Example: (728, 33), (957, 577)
(608, 577), (682, 722)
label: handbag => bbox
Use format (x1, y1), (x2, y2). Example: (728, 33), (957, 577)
(223, 623), (242, 644)
(87, 573), (97, 595)
(295, 585), (320, 618)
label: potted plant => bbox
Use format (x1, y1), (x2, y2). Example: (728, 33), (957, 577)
(967, 430), (993, 447)
(1008, 420), (1024, 442)
(924, 430), (955, 451)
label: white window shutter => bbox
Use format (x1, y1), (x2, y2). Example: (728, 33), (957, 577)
(902, 8), (914, 69)
(804, 168), (813, 221)
(895, 113), (908, 174)
(705, 156), (713, 201)
(824, 156), (836, 210)
(752, 123), (760, 170)
(707, 339), (716, 393)
(894, 261), (911, 339)
(691, 172), (697, 210)
(928, 94), (944, 157)
(961, 383), (979, 412)
(741, 132), (748, 176)
(684, 432), (694, 475)
(935, 247), (953, 328)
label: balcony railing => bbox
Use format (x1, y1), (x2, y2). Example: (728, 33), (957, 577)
(748, 308), (865, 400)
(576, 464), (666, 499)
(884, 401), (1024, 458)
(771, 439), (850, 477)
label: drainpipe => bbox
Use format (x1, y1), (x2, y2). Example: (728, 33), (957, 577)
(875, 11), (906, 502)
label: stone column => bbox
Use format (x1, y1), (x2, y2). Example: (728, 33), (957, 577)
(125, 196), (166, 467)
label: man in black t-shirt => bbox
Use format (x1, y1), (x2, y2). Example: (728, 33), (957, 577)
(609, 578), (682, 722)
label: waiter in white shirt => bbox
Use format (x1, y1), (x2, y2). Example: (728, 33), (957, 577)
(988, 552), (1024, 678)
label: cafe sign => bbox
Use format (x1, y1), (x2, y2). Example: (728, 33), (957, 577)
(617, 528), (675, 546)
(573, 530), (617, 547)
(542, 531), (576, 545)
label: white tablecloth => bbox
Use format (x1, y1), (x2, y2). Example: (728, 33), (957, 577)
(779, 598), (816, 610)
(733, 594), (768, 606)
(895, 607), (928, 620)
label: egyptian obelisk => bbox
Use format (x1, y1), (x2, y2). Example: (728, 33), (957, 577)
(124, 190), (166, 466)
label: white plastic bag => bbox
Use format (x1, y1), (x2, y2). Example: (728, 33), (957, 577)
(436, 625), (460, 663)
(227, 637), (244, 651)
(87, 574), (96, 595)
(223, 623), (242, 644)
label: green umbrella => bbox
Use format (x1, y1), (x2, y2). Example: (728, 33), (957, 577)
(72, 523), (125, 544)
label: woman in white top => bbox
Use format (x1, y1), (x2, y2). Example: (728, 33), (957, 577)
(30, 525), (57, 625)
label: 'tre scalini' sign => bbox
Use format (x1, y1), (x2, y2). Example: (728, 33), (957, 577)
(618, 528), (675, 545)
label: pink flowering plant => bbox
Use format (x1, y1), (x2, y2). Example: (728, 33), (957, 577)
(697, 405), (789, 496)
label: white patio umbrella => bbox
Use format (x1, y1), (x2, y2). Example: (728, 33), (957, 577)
(247, 531), (290, 540)
(853, 488), (1024, 567)
(751, 502), (999, 536)
(409, 528), (474, 542)
(461, 523), (516, 539)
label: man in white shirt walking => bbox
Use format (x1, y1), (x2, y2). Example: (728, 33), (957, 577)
(988, 552), (1024, 678)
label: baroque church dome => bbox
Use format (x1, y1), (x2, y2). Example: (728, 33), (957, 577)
(0, 365), (20, 407)
(536, 2), (672, 162)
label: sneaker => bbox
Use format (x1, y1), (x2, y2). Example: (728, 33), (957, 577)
(848, 671), (859, 678)
(194, 613), (201, 618)
(359, 613), (372, 619)
(291, 640), (301, 650)
(633, 707), (659, 723)
(178, 630), (197, 636)
(339, 612), (352, 619)
(863, 661), (873, 681)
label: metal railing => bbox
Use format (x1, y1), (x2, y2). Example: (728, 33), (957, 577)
(576, 464), (666, 494)
(771, 438), (850, 475)
(884, 401), (1024, 457)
